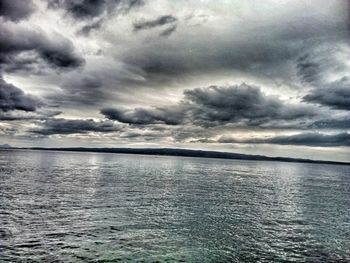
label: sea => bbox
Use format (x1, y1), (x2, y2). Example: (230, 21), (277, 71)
(0, 149), (349, 262)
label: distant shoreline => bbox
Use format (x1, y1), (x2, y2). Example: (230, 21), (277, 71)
(3, 147), (349, 166)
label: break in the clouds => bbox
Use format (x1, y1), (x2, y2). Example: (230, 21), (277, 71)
(0, 0), (349, 162)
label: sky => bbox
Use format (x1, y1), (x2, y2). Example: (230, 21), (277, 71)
(0, 0), (349, 162)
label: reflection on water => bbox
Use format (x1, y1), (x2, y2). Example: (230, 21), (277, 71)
(0, 149), (349, 262)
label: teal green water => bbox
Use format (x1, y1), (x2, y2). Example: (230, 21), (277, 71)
(0, 149), (349, 262)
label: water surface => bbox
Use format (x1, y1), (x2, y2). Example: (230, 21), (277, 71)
(0, 149), (349, 262)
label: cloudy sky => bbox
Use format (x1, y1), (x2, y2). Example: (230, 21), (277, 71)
(0, 0), (349, 162)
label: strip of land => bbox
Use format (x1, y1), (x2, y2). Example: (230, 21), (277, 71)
(4, 147), (348, 166)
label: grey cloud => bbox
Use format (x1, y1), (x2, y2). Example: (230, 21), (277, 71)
(303, 77), (350, 111)
(0, 22), (84, 73)
(0, 0), (35, 22)
(0, 77), (39, 112)
(31, 118), (122, 135)
(48, 0), (143, 19)
(101, 106), (183, 125)
(216, 133), (350, 147)
(133, 15), (177, 31)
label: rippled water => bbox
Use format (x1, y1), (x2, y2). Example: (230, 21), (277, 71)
(0, 149), (350, 262)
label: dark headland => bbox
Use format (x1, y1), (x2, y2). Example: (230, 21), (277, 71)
(6, 147), (349, 166)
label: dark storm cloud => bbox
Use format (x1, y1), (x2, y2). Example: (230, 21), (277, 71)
(48, 0), (143, 19)
(303, 77), (350, 111)
(102, 84), (317, 128)
(133, 15), (177, 31)
(100, 106), (183, 125)
(184, 84), (317, 127)
(215, 133), (350, 147)
(0, 22), (84, 73)
(31, 118), (122, 135)
(0, 0), (35, 22)
(0, 77), (39, 112)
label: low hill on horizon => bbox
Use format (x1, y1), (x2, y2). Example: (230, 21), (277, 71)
(12, 146), (349, 166)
